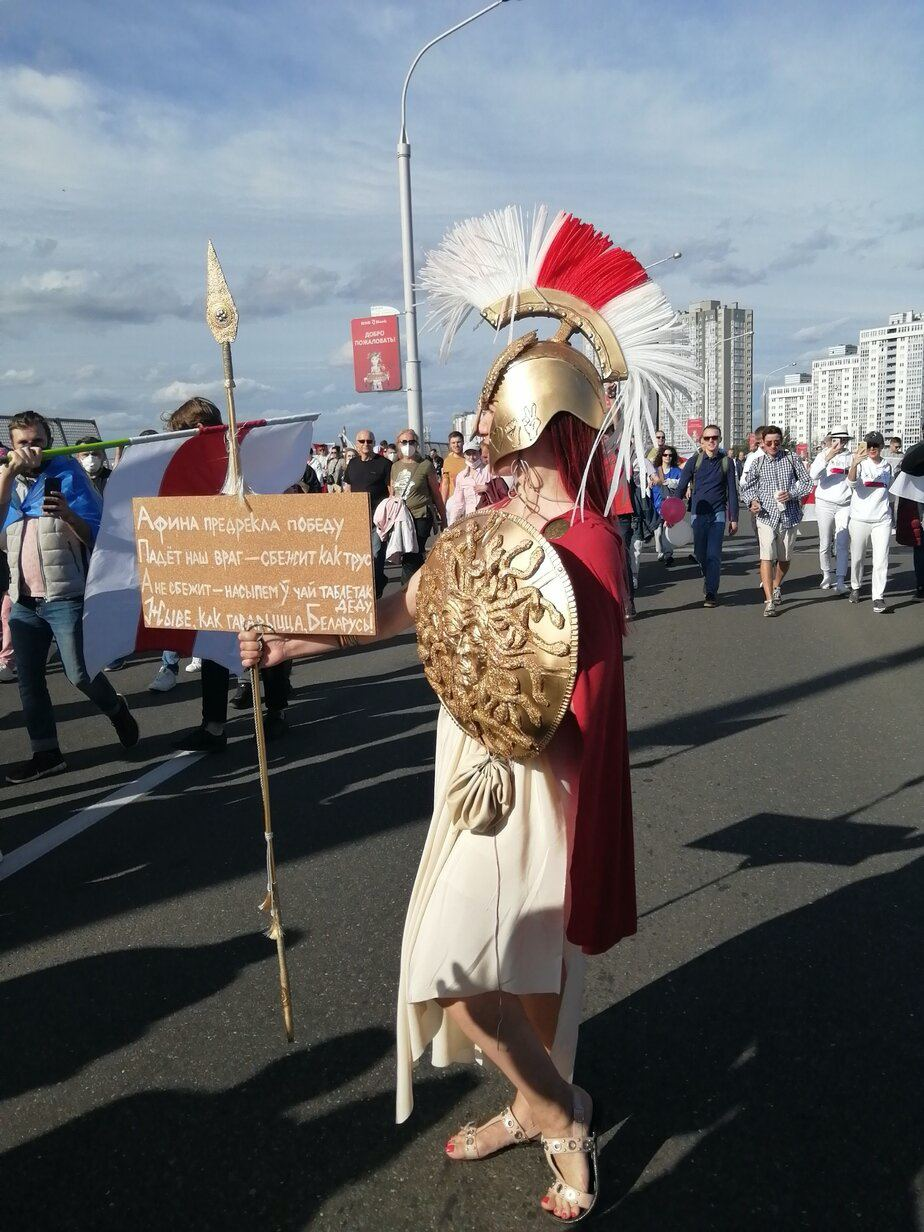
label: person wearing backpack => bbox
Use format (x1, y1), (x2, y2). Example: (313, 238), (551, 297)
(675, 424), (739, 607)
(741, 425), (813, 615)
(389, 428), (447, 584)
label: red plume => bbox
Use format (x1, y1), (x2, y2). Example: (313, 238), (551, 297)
(534, 214), (648, 311)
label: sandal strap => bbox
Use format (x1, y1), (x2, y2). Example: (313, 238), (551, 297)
(502, 1104), (537, 1143)
(550, 1179), (594, 1209)
(542, 1133), (595, 1155)
(457, 1106), (537, 1160)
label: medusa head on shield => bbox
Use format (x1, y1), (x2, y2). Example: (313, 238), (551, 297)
(415, 511), (578, 761)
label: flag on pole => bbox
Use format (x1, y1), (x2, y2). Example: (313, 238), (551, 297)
(82, 418), (314, 677)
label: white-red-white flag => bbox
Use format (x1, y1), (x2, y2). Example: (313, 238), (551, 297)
(82, 418), (314, 677)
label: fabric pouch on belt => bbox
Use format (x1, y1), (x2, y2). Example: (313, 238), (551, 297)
(447, 751), (515, 835)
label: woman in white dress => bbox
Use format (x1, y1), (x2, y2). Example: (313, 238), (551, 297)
(240, 207), (695, 1222)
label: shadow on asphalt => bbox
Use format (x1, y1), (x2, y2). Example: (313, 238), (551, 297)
(627, 642), (924, 770)
(578, 856), (923, 1231)
(0, 667), (439, 955)
(0, 930), (306, 1100)
(4, 1027), (476, 1232)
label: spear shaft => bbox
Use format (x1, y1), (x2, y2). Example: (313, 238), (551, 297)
(206, 239), (294, 1044)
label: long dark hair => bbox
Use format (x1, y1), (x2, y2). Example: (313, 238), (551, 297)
(659, 445), (679, 470)
(545, 412), (610, 516)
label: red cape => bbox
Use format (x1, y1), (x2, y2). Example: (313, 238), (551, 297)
(553, 511), (637, 955)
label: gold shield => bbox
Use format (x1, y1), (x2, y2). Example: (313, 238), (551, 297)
(415, 510), (579, 761)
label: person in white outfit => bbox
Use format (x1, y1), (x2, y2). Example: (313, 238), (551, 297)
(809, 426), (853, 593)
(847, 432), (893, 613)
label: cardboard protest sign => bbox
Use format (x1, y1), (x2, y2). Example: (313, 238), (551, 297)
(132, 493), (375, 637)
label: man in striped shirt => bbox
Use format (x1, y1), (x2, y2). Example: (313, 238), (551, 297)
(741, 426), (813, 616)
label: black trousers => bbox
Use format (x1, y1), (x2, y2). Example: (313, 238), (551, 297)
(201, 659), (288, 725)
(401, 513), (433, 586)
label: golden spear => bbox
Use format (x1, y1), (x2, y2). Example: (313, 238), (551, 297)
(206, 240), (294, 1043)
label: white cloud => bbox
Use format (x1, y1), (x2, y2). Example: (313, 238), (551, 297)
(792, 318), (853, 344)
(75, 364), (102, 381)
(151, 377), (274, 404)
(0, 368), (39, 386)
(328, 340), (354, 367)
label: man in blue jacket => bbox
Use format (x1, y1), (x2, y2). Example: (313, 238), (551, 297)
(0, 411), (139, 783)
(675, 424), (739, 607)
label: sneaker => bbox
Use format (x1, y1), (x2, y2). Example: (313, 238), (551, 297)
(703, 594), (718, 608)
(872, 599), (887, 614)
(0, 663), (17, 684)
(103, 657), (127, 672)
(625, 598), (637, 620)
(184, 657), (202, 673)
(656, 552), (664, 562)
(230, 680), (253, 710)
(763, 600), (777, 617)
(663, 555), (674, 567)
(172, 726), (227, 754)
(848, 589), (860, 604)
(820, 578), (833, 591)
(6, 748), (67, 784)
(772, 586), (783, 606)
(149, 666), (178, 693)
(263, 710), (288, 741)
(836, 581), (849, 596)
(110, 696), (140, 749)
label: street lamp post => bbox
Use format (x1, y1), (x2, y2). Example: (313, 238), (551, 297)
(397, 0), (510, 441)
(643, 252), (681, 428)
(761, 361), (797, 418)
(714, 326), (754, 442)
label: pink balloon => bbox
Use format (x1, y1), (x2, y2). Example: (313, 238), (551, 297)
(660, 496), (685, 527)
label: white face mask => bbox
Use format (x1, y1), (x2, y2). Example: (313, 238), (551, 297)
(386, 450), (397, 462)
(400, 442), (415, 458)
(80, 454), (103, 475)
(465, 454), (481, 470)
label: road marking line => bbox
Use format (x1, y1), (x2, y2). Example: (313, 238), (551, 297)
(0, 752), (204, 882)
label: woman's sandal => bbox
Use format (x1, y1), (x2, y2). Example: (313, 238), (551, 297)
(445, 1104), (540, 1161)
(540, 1085), (598, 1223)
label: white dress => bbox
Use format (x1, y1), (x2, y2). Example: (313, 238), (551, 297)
(395, 706), (586, 1123)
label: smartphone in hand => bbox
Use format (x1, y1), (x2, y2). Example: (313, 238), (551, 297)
(42, 475), (62, 514)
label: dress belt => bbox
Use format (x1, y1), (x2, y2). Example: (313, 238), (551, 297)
(864, 481), (886, 488)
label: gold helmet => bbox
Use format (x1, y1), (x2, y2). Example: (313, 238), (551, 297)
(419, 206), (697, 485)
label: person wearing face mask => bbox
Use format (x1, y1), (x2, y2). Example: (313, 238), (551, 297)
(386, 444), (398, 463)
(444, 439), (485, 525)
(389, 430), (447, 583)
(74, 436), (112, 497)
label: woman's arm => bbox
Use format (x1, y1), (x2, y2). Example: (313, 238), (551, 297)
(239, 569), (421, 669)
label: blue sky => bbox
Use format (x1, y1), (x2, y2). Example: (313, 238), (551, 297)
(1, 0), (922, 444)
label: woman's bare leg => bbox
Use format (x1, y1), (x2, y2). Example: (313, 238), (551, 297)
(440, 992), (589, 1219)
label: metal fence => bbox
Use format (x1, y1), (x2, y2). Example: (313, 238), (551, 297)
(0, 415), (101, 447)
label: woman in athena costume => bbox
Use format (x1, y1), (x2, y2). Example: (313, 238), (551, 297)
(239, 207), (695, 1222)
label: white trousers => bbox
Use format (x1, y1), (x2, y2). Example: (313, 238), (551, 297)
(816, 500), (850, 582)
(849, 520), (891, 600)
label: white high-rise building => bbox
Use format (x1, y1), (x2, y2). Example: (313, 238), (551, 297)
(675, 299), (754, 447)
(857, 311), (924, 442)
(812, 345), (861, 439)
(766, 312), (923, 449)
(767, 373), (813, 443)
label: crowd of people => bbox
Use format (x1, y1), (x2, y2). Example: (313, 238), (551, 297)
(612, 420), (923, 619)
(1, 404), (922, 788)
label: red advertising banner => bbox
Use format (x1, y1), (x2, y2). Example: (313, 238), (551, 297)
(686, 417), (704, 444)
(351, 315), (402, 393)
(795, 442), (809, 459)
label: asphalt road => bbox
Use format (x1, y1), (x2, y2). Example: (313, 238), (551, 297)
(1, 527), (922, 1232)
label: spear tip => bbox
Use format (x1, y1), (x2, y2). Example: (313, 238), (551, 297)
(206, 240), (239, 344)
